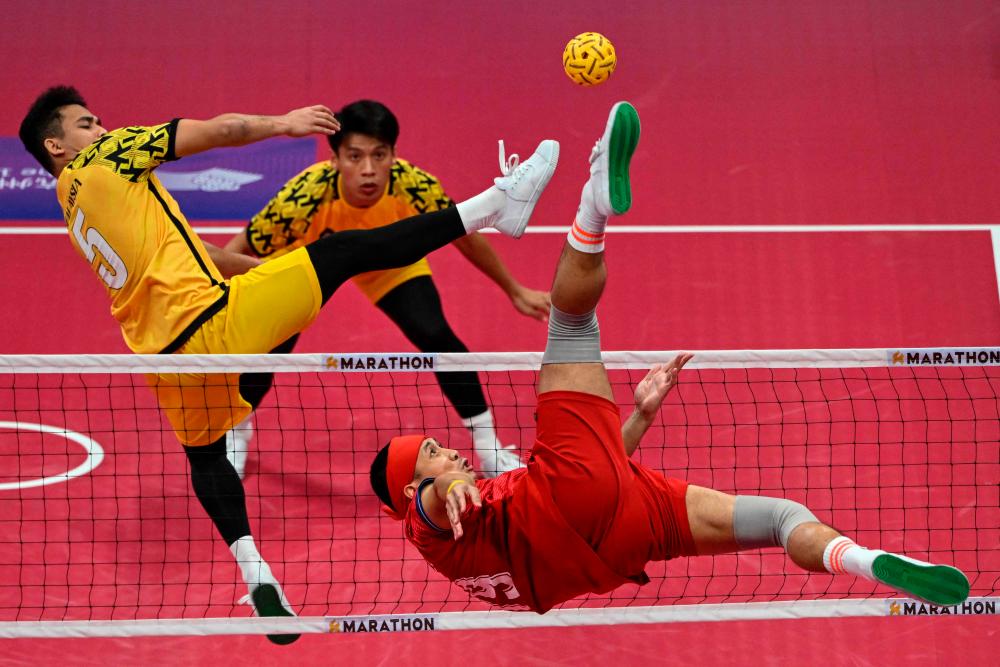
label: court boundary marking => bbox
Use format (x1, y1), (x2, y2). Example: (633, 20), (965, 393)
(0, 224), (997, 234)
(0, 421), (105, 490)
(5, 224), (999, 305)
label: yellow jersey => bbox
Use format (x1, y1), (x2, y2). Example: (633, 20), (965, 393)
(57, 121), (228, 354)
(244, 158), (453, 303)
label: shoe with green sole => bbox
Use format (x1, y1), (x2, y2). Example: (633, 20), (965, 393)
(872, 553), (970, 606)
(589, 101), (641, 215)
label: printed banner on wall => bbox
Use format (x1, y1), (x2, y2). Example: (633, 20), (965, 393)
(0, 136), (318, 221)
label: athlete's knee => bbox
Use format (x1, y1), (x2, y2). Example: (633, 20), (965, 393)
(542, 305), (601, 364)
(183, 437), (227, 468)
(305, 230), (347, 268)
(305, 232), (359, 300)
(732, 495), (819, 550)
(239, 372), (275, 410)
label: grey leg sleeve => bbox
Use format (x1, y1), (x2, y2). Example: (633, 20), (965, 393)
(732, 495), (819, 550)
(541, 306), (602, 364)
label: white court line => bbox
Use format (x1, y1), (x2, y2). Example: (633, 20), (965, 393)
(0, 421), (104, 490)
(1, 224), (998, 234)
(5, 223), (998, 306)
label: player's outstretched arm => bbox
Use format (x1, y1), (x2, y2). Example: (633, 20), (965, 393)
(621, 353), (694, 457)
(174, 105), (340, 158)
(452, 233), (551, 322)
(417, 472), (481, 540)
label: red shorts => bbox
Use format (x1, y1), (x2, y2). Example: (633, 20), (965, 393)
(531, 391), (697, 577)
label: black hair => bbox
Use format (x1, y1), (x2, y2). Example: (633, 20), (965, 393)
(19, 85), (87, 175)
(328, 100), (399, 153)
(369, 441), (394, 509)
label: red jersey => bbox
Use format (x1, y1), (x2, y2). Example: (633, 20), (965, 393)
(403, 391), (695, 614)
(405, 469), (639, 613)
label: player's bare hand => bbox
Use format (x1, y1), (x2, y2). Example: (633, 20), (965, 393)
(281, 105), (340, 137)
(445, 480), (481, 541)
(634, 353), (694, 419)
(510, 287), (551, 322)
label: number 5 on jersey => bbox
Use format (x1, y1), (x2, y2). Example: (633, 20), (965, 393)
(71, 209), (128, 289)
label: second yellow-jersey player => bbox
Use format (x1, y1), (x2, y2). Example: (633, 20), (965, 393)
(225, 100), (551, 479)
(245, 158), (449, 303)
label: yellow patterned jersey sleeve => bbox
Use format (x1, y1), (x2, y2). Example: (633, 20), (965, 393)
(241, 158), (453, 302)
(388, 159), (454, 213)
(245, 162), (338, 257)
(70, 121), (178, 183)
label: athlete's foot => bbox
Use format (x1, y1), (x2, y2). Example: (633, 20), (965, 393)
(588, 101), (640, 216)
(491, 139), (560, 238)
(477, 444), (525, 478)
(872, 553), (970, 606)
(240, 582), (300, 645)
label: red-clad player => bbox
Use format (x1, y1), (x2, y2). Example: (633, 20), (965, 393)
(369, 102), (970, 614)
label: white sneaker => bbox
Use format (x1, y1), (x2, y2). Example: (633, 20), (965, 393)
(491, 139), (559, 238)
(239, 582), (299, 645)
(478, 444), (526, 478)
(588, 101), (640, 216)
(225, 415), (254, 479)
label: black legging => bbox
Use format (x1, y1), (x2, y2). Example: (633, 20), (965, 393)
(238, 277), (489, 420)
(306, 208), (465, 304)
(183, 437), (250, 546)
(377, 276), (488, 419)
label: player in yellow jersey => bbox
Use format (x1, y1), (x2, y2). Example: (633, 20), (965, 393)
(223, 100), (548, 480)
(20, 85), (559, 644)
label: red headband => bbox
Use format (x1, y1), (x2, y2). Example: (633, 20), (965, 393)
(383, 434), (425, 520)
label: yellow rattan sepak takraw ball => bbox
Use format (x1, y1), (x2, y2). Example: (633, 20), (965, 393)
(563, 32), (617, 86)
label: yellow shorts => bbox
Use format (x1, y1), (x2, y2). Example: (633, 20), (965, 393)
(351, 259), (431, 303)
(270, 244), (431, 303)
(149, 248), (323, 446)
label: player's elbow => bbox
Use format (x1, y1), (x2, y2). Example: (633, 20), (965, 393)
(213, 117), (250, 146)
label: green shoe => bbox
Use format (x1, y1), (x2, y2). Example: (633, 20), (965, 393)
(251, 583), (300, 645)
(589, 101), (641, 215)
(872, 553), (970, 606)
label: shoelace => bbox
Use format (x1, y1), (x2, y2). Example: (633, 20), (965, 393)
(589, 139), (602, 164)
(497, 140), (521, 176)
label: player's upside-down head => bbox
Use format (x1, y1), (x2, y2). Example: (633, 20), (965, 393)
(370, 435), (474, 520)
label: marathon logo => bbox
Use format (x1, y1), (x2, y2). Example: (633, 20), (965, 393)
(328, 614), (437, 633)
(889, 348), (1000, 366)
(888, 597), (997, 616)
(324, 354), (436, 371)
